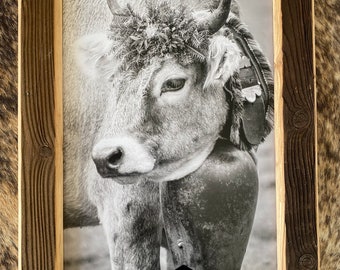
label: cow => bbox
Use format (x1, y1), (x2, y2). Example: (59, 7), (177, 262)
(63, 0), (274, 269)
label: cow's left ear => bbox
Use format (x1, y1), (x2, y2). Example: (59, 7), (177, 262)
(204, 35), (241, 89)
(75, 33), (117, 80)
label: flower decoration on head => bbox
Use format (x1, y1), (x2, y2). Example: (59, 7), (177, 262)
(108, 2), (210, 71)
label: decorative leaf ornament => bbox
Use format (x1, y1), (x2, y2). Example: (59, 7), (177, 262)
(108, 3), (210, 71)
(241, 85), (262, 103)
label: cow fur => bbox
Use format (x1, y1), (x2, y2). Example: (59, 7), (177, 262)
(0, 0), (18, 268)
(63, 0), (244, 227)
(315, 0), (340, 268)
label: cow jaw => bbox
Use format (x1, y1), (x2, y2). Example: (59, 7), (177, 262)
(150, 140), (216, 182)
(92, 135), (217, 184)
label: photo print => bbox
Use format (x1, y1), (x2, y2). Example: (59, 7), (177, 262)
(62, 0), (275, 269)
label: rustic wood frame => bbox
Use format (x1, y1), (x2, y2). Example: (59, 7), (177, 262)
(18, 0), (319, 269)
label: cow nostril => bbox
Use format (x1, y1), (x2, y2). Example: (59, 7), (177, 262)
(107, 148), (123, 168)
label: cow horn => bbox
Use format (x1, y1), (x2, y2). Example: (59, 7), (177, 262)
(199, 0), (231, 34)
(107, 0), (122, 14)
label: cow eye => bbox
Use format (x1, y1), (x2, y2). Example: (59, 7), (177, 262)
(161, 78), (186, 94)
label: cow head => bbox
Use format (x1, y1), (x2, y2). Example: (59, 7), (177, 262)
(76, 0), (243, 184)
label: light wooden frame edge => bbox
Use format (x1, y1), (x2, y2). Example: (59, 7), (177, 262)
(54, 0), (64, 268)
(273, 0), (286, 269)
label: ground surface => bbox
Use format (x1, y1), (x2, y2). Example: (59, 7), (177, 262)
(64, 0), (276, 269)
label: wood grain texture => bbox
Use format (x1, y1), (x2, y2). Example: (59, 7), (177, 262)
(273, 0), (286, 269)
(282, 0), (318, 269)
(54, 0), (63, 268)
(19, 0), (58, 269)
(0, 0), (18, 268)
(315, 0), (340, 269)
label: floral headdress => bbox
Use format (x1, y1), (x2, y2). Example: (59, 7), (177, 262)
(109, 3), (209, 71)
(107, 0), (232, 71)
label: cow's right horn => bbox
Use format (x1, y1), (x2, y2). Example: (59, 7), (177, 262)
(198, 0), (231, 34)
(107, 0), (122, 14)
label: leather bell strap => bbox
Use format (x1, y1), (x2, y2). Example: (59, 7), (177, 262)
(232, 29), (269, 147)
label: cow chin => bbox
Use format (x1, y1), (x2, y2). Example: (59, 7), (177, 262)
(107, 175), (145, 185)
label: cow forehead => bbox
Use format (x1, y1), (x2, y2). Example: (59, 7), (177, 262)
(153, 59), (197, 80)
(116, 56), (196, 96)
(115, 57), (162, 98)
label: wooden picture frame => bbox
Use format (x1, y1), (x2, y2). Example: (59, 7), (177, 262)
(14, 0), (333, 269)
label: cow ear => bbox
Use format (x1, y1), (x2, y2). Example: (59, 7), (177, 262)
(75, 33), (116, 80)
(204, 35), (241, 89)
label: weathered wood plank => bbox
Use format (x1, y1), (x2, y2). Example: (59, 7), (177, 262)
(54, 0), (64, 268)
(19, 0), (58, 269)
(273, 0), (286, 268)
(281, 0), (318, 269)
(315, 1), (340, 269)
(0, 0), (18, 268)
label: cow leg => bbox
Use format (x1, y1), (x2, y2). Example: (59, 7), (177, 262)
(94, 180), (162, 270)
(162, 143), (258, 269)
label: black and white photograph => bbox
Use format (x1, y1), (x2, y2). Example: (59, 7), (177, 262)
(62, 0), (275, 269)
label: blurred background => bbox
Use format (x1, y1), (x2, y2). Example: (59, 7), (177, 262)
(64, 0), (276, 269)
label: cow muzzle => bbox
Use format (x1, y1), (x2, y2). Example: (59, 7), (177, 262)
(92, 136), (156, 179)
